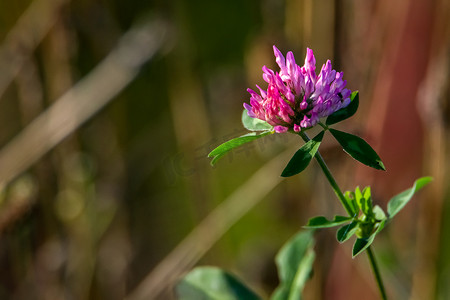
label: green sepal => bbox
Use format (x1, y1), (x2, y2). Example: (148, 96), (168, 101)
(326, 91), (359, 125)
(387, 176), (433, 218)
(208, 131), (273, 165)
(329, 128), (386, 171)
(176, 266), (262, 300)
(337, 221), (358, 243)
(271, 231), (315, 300)
(281, 131), (324, 177)
(242, 109), (273, 131)
(352, 220), (385, 257)
(304, 215), (352, 228)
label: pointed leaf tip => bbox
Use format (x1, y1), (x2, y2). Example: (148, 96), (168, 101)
(352, 238), (369, 257)
(329, 128), (385, 171)
(387, 176), (433, 218)
(281, 131), (324, 177)
(208, 131), (273, 165)
(352, 220), (385, 257)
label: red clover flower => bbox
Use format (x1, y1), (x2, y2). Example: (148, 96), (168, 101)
(201, 43), (432, 300)
(244, 46), (352, 133)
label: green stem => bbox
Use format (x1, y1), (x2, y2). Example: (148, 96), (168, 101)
(367, 246), (388, 300)
(299, 131), (388, 300)
(298, 131), (353, 216)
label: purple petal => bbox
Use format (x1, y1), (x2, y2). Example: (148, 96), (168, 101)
(244, 46), (352, 130)
(300, 100), (308, 111)
(255, 85), (267, 98)
(243, 103), (256, 117)
(273, 45), (286, 70)
(274, 126), (288, 133)
(304, 48), (316, 71)
(300, 116), (311, 128)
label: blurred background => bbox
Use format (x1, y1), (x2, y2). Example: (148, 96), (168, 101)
(0, 0), (448, 299)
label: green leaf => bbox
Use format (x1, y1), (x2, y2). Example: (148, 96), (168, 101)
(362, 197), (373, 217)
(176, 266), (261, 300)
(362, 186), (371, 200)
(372, 205), (387, 221)
(337, 221), (358, 243)
(354, 187), (363, 210)
(387, 176), (433, 218)
(208, 131), (273, 166)
(304, 215), (352, 228)
(242, 109), (273, 131)
(281, 131), (325, 177)
(352, 238), (370, 258)
(329, 129), (386, 171)
(326, 91), (359, 125)
(352, 220), (385, 257)
(271, 231), (315, 300)
(344, 191), (358, 216)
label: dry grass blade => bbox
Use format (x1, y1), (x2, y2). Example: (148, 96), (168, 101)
(0, 18), (169, 186)
(125, 148), (295, 300)
(0, 0), (68, 98)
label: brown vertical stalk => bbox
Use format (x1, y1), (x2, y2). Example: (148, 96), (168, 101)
(167, 0), (212, 224)
(354, 0), (437, 298)
(0, 0), (68, 99)
(410, 0), (450, 297)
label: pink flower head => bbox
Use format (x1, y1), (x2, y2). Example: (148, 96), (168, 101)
(244, 46), (352, 132)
